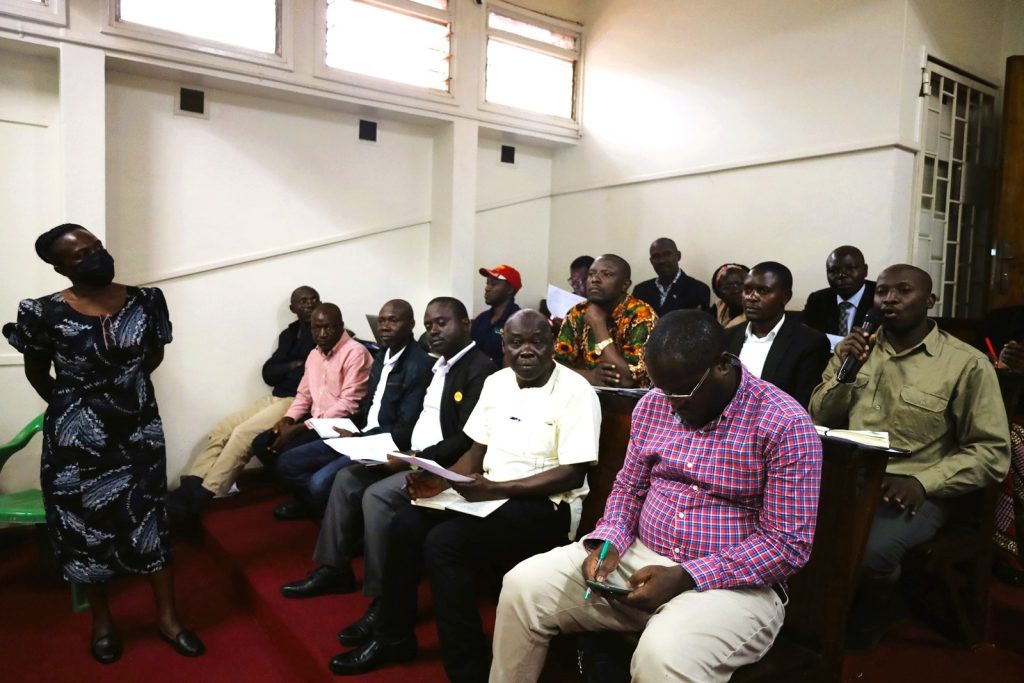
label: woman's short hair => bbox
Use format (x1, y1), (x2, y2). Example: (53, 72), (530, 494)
(35, 223), (85, 264)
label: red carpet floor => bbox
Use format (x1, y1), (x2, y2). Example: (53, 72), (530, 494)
(2, 477), (1023, 682)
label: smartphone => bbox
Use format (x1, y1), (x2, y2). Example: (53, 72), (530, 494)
(584, 579), (634, 596)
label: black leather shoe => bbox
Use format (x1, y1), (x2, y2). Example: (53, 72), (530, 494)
(337, 598), (381, 646)
(328, 636), (416, 675)
(280, 565), (356, 598)
(91, 633), (122, 664)
(160, 629), (206, 657)
(273, 500), (314, 521)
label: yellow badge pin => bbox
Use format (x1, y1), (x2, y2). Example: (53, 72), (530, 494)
(454, 391), (463, 403)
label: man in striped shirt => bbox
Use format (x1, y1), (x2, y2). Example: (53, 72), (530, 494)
(490, 310), (822, 683)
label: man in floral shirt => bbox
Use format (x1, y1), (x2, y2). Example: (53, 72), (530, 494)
(554, 254), (657, 388)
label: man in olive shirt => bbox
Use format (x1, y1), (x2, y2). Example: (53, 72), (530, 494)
(809, 264), (1009, 647)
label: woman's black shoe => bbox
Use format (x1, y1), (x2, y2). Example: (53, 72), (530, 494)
(91, 633), (123, 664)
(160, 629), (206, 657)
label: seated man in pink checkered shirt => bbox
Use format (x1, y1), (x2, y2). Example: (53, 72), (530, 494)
(490, 310), (823, 683)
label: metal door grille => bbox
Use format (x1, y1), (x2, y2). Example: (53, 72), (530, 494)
(912, 61), (997, 318)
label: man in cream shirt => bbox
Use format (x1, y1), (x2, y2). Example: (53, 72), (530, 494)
(329, 309), (601, 683)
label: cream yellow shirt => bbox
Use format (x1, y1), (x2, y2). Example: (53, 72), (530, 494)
(462, 363), (601, 537)
(809, 322), (1009, 496)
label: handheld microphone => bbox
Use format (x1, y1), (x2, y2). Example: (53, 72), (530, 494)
(836, 307), (885, 384)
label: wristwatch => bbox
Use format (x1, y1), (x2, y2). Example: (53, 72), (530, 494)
(593, 338), (614, 355)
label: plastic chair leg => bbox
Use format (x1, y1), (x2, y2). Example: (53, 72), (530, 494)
(70, 581), (89, 613)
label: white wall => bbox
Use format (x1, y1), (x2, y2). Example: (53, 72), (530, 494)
(0, 46), (61, 493)
(474, 136), (553, 315)
(547, 0), (1015, 305)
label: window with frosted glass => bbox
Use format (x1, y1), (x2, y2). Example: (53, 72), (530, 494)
(117, 0), (280, 55)
(324, 0), (451, 92)
(485, 10), (579, 120)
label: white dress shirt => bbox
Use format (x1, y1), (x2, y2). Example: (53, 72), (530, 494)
(409, 341), (477, 452)
(363, 346), (406, 431)
(738, 315), (786, 378)
(835, 283), (867, 335)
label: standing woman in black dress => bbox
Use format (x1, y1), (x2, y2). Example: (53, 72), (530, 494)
(3, 224), (204, 663)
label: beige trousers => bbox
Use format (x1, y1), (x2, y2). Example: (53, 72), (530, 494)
(187, 394), (292, 496)
(489, 540), (785, 683)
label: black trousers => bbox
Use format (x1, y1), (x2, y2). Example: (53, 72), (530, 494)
(378, 496), (571, 683)
(249, 426), (320, 471)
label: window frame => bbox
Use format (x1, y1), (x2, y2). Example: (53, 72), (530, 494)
(313, 0), (457, 105)
(479, 0), (582, 126)
(104, 0), (292, 70)
(0, 0), (67, 26)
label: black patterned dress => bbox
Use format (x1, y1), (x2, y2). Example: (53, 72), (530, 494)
(4, 286), (173, 583)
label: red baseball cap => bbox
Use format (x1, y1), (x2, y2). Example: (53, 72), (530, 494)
(479, 264), (522, 292)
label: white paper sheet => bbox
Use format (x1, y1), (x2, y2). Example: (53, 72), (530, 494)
(307, 417), (360, 438)
(386, 453), (475, 482)
(825, 334), (843, 352)
(546, 284), (586, 319)
(411, 489), (508, 518)
(323, 432), (398, 462)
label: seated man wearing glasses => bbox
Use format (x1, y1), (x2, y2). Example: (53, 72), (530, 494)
(490, 310), (822, 682)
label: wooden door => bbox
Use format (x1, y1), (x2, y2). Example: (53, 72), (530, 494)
(991, 56), (1024, 309)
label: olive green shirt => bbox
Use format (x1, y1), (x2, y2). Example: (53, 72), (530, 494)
(808, 322), (1009, 497)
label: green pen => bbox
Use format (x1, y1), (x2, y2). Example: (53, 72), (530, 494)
(583, 540), (612, 601)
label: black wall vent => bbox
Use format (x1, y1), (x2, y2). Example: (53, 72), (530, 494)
(179, 88), (205, 115)
(500, 145), (516, 164)
(359, 120), (378, 142)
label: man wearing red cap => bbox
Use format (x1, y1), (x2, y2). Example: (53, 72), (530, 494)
(472, 264), (522, 367)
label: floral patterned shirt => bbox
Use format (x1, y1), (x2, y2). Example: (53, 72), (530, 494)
(554, 295), (657, 386)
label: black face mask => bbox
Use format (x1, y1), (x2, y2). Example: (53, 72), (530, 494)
(70, 249), (116, 287)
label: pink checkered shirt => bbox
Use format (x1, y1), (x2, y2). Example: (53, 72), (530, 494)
(588, 366), (822, 591)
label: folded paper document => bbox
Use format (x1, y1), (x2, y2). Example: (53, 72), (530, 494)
(411, 489), (508, 518)
(307, 418), (360, 438)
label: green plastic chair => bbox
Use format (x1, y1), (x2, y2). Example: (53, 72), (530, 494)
(0, 414), (88, 612)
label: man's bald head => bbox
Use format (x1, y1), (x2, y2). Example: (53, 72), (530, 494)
(502, 309), (556, 387)
(383, 298), (414, 323)
(289, 286), (321, 323)
(310, 303), (344, 352)
(378, 299), (416, 351)
(874, 264), (936, 334)
(878, 264), (932, 292)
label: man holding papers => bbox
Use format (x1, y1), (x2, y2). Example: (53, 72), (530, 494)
(272, 300), (432, 519)
(329, 309), (601, 682)
(809, 264), (1009, 648)
(280, 297), (494, 600)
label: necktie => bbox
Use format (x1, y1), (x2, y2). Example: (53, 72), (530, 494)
(840, 301), (855, 335)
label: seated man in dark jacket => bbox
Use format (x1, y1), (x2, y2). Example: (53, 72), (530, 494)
(171, 286), (319, 519)
(273, 300), (434, 519)
(279, 296), (496, 600)
(725, 262), (830, 407)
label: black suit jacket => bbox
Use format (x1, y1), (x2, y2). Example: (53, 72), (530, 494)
(352, 342), (434, 437)
(726, 316), (831, 407)
(802, 281), (876, 336)
(633, 270), (711, 316)
(392, 346), (497, 467)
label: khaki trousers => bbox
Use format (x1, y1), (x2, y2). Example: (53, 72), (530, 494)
(187, 394), (292, 496)
(489, 540), (785, 683)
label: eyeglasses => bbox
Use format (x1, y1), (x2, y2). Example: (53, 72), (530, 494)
(660, 365), (712, 400)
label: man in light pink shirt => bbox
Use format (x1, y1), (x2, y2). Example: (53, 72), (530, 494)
(249, 303), (372, 479)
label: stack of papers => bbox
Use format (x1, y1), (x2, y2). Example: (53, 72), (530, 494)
(323, 432), (398, 463)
